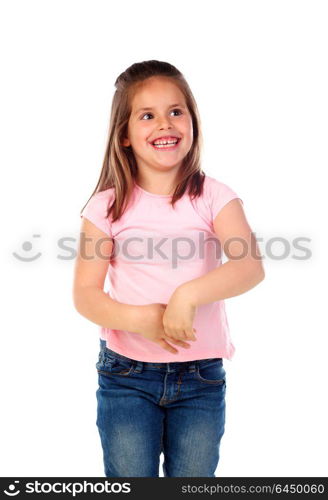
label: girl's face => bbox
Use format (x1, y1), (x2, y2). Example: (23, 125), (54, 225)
(122, 77), (193, 175)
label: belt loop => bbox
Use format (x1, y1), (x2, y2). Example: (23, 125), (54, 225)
(134, 360), (143, 373)
(188, 362), (196, 373)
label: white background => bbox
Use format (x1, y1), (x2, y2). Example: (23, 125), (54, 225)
(1, 0), (327, 477)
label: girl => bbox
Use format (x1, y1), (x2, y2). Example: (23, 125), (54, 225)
(73, 60), (265, 478)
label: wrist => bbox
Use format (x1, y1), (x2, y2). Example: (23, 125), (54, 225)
(175, 282), (198, 308)
(125, 304), (145, 334)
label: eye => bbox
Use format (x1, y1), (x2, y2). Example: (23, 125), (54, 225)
(171, 108), (183, 116)
(141, 113), (153, 120)
(141, 108), (183, 120)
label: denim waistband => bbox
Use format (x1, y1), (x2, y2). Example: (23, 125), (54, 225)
(99, 339), (222, 373)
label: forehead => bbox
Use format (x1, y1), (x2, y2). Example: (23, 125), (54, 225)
(130, 77), (186, 109)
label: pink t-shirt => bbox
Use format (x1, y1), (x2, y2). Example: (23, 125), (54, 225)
(80, 174), (243, 362)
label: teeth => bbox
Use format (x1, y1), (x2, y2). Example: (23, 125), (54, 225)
(153, 139), (179, 147)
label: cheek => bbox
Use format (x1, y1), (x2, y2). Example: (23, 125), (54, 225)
(134, 124), (152, 143)
(184, 126), (193, 145)
(181, 117), (193, 137)
(129, 134), (147, 150)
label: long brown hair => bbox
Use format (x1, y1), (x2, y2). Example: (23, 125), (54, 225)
(81, 60), (206, 223)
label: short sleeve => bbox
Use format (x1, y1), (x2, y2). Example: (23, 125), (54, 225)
(80, 189), (114, 237)
(206, 176), (243, 221)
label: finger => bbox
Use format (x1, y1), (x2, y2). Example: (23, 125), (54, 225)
(164, 336), (191, 349)
(166, 331), (187, 341)
(184, 328), (197, 341)
(158, 339), (178, 354)
(172, 330), (188, 341)
(163, 326), (177, 338)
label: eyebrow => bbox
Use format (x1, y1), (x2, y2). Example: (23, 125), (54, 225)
(133, 103), (186, 115)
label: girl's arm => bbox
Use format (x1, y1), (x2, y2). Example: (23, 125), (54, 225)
(176, 198), (265, 307)
(73, 218), (142, 332)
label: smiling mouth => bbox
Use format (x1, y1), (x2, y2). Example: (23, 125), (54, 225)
(150, 138), (181, 150)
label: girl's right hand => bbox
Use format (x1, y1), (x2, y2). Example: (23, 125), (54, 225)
(135, 303), (195, 354)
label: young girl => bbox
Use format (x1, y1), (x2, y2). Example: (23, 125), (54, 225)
(73, 60), (265, 478)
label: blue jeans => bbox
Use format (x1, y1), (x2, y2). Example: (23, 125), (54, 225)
(96, 339), (226, 477)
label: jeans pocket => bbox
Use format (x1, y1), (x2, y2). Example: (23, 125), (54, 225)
(96, 349), (134, 377)
(195, 359), (226, 385)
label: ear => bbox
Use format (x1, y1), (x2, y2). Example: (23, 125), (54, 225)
(121, 137), (131, 147)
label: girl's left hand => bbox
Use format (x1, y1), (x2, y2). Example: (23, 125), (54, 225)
(162, 286), (197, 342)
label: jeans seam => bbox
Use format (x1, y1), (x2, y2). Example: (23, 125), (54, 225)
(195, 365), (225, 385)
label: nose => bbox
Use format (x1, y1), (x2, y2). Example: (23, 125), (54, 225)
(157, 114), (173, 129)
